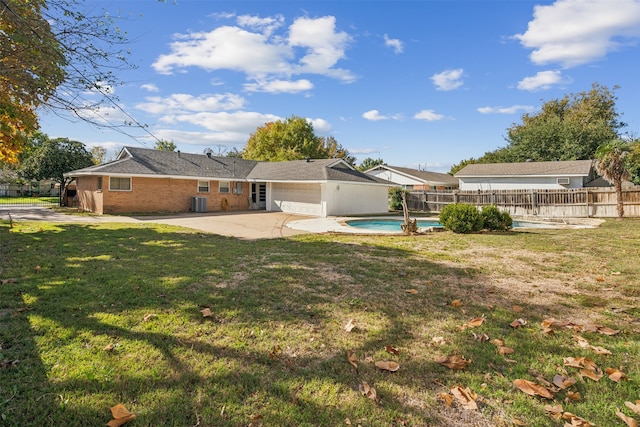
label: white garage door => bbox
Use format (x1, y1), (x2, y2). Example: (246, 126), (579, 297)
(271, 183), (322, 216)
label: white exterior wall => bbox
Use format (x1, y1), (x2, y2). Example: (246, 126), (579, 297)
(265, 181), (390, 217)
(367, 169), (420, 187)
(458, 176), (584, 191)
(323, 182), (390, 216)
(267, 182), (323, 216)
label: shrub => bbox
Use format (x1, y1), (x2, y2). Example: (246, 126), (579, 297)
(481, 205), (513, 231)
(439, 203), (483, 233)
(388, 187), (407, 211)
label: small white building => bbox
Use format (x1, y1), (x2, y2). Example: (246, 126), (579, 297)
(365, 165), (459, 190)
(454, 160), (597, 191)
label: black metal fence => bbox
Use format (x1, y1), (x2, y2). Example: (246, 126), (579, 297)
(0, 183), (61, 207)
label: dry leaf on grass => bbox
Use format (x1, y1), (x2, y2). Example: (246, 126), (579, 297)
(200, 307), (212, 318)
(490, 338), (505, 347)
(431, 336), (446, 346)
(451, 299), (463, 307)
(344, 318), (356, 332)
(385, 345), (399, 354)
(597, 326), (620, 336)
(552, 375), (576, 390)
(142, 313), (157, 322)
(450, 386), (478, 410)
(498, 346), (514, 355)
(0, 278), (18, 285)
(359, 381), (378, 402)
(107, 404), (136, 427)
(616, 409), (638, 427)
(511, 418), (527, 426)
(438, 391), (454, 407)
(513, 379), (554, 399)
(544, 404), (564, 419)
(509, 318), (527, 328)
(461, 316), (485, 329)
(512, 305), (523, 313)
(472, 332), (490, 342)
(626, 401), (640, 414)
(605, 367), (627, 382)
(579, 367), (603, 382)
(563, 357), (597, 369)
(566, 391), (581, 401)
(347, 351), (358, 369)
(436, 354), (471, 370)
(561, 412), (594, 427)
(375, 361), (399, 372)
(405, 289), (418, 294)
(103, 343), (115, 352)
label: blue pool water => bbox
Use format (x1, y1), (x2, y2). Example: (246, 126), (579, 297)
(346, 219), (537, 231)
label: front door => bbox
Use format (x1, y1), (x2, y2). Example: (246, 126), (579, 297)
(250, 183), (266, 210)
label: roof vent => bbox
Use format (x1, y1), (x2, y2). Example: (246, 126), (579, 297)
(177, 150), (181, 158)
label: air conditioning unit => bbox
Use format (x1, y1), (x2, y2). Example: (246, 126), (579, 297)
(557, 177), (570, 185)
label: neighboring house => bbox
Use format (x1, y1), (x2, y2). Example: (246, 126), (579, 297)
(364, 165), (459, 190)
(64, 147), (391, 217)
(454, 160), (597, 190)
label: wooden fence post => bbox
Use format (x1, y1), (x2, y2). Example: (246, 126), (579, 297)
(585, 188), (589, 218)
(530, 189), (536, 215)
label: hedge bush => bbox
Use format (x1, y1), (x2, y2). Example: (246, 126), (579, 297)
(388, 187), (408, 211)
(439, 203), (483, 233)
(481, 205), (513, 231)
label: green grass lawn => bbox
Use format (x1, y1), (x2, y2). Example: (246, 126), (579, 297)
(1, 219), (639, 426)
(0, 196), (58, 205)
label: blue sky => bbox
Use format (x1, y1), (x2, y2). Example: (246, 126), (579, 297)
(39, 0), (640, 172)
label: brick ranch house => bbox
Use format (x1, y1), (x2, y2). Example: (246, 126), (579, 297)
(65, 147), (391, 217)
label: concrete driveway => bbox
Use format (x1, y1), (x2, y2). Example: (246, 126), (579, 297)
(0, 207), (310, 240)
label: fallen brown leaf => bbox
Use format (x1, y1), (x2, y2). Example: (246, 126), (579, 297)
(107, 404), (136, 427)
(200, 308), (212, 317)
(626, 401), (640, 415)
(579, 367), (603, 382)
(513, 379), (554, 399)
(596, 326), (620, 336)
(461, 316), (485, 329)
(552, 375), (576, 390)
(472, 332), (489, 342)
(561, 412), (594, 427)
(512, 305), (523, 313)
(509, 318), (527, 328)
(436, 354), (471, 370)
(405, 289), (418, 294)
(451, 299), (463, 307)
(450, 386), (478, 410)
(103, 343), (115, 352)
(490, 338), (505, 347)
(511, 418), (527, 426)
(347, 351), (358, 369)
(344, 318), (356, 332)
(438, 391), (454, 407)
(616, 409), (638, 427)
(375, 360), (400, 372)
(0, 278), (18, 285)
(359, 381), (378, 402)
(605, 367), (627, 382)
(566, 391), (581, 401)
(498, 346), (514, 355)
(544, 404), (563, 419)
(142, 313), (157, 322)
(385, 345), (399, 355)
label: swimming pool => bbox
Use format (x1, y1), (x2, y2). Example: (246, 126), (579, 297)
(345, 218), (547, 231)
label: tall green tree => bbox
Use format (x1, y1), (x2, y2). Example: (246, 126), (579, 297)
(357, 157), (385, 172)
(594, 139), (631, 218)
(90, 146), (107, 165)
(0, 0), (134, 162)
(242, 115), (353, 162)
(449, 83), (626, 174)
(20, 136), (94, 205)
(155, 140), (177, 151)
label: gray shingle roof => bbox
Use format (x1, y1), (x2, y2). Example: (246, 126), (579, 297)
(66, 147), (389, 185)
(372, 165), (458, 185)
(454, 160), (594, 177)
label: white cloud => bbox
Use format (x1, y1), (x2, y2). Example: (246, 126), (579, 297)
(152, 15), (356, 84)
(514, 0), (640, 67)
(244, 79), (313, 94)
(309, 118), (332, 134)
(162, 111), (281, 134)
(140, 83), (159, 93)
(289, 16), (355, 82)
(517, 70), (569, 91)
(362, 110), (388, 121)
(152, 129), (247, 146)
(413, 110), (445, 121)
(135, 93), (245, 115)
(384, 34), (404, 53)
(431, 68), (464, 91)
(236, 14), (285, 36)
(477, 105), (535, 114)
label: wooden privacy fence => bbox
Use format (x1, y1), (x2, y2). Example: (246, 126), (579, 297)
(406, 187), (640, 218)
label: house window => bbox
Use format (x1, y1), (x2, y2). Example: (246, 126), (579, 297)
(97, 177), (102, 191)
(232, 182), (243, 194)
(197, 180), (210, 192)
(219, 181), (230, 193)
(109, 177), (131, 191)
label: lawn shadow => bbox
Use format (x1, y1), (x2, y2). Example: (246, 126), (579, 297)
(1, 220), (601, 426)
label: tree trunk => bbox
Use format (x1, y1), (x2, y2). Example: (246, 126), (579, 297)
(400, 192), (417, 234)
(615, 179), (624, 218)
